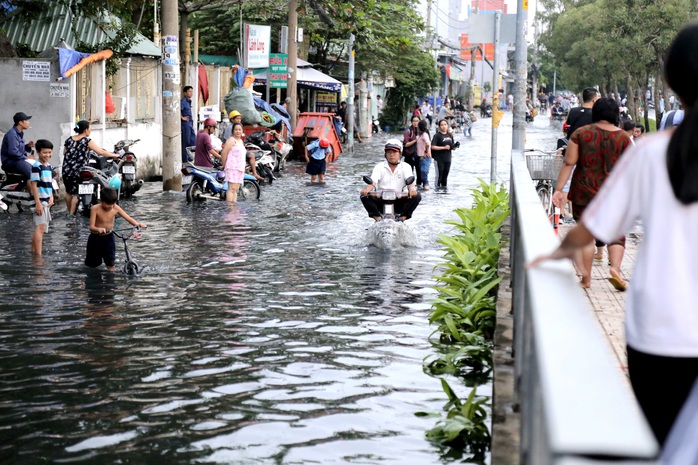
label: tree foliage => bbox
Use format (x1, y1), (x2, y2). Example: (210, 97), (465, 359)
(537, 0), (696, 115)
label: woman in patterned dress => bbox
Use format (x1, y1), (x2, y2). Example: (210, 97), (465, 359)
(553, 98), (633, 289)
(62, 120), (119, 215)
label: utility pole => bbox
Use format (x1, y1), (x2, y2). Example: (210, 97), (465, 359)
(161, 0), (182, 191)
(347, 33), (355, 152)
(512, 0), (527, 150)
(490, 10), (501, 183)
(427, 0), (439, 120)
(287, 0), (299, 130)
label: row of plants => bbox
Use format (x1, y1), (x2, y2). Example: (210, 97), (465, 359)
(416, 180), (510, 461)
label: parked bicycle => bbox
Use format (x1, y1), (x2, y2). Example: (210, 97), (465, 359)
(524, 148), (564, 233)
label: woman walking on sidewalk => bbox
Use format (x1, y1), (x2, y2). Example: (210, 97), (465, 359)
(551, 97), (632, 289)
(530, 23), (698, 447)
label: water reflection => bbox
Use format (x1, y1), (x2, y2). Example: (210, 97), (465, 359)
(0, 115), (559, 463)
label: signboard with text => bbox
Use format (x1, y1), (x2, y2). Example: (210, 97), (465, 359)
(245, 24), (271, 68)
(269, 53), (288, 89)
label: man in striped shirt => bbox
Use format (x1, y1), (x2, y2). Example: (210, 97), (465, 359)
(30, 140), (54, 256)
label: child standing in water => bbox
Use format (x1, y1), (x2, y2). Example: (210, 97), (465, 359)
(30, 139), (55, 255)
(85, 188), (146, 270)
(304, 138), (331, 183)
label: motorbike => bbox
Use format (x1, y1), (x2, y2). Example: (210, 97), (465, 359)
(362, 175), (418, 249)
(114, 139), (144, 199)
(481, 104), (493, 118)
(245, 143), (276, 184)
(76, 154), (120, 217)
(372, 117), (381, 134)
(0, 161), (59, 212)
(526, 109), (535, 123)
(181, 162), (261, 203)
(245, 130), (292, 173)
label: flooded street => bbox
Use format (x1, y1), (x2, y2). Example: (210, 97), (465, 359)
(0, 113), (558, 464)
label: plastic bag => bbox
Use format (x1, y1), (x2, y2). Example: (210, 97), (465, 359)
(224, 87), (261, 125)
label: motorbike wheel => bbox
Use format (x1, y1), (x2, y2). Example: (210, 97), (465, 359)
(122, 182), (133, 199)
(259, 166), (273, 185)
(238, 180), (261, 201)
(186, 181), (204, 203)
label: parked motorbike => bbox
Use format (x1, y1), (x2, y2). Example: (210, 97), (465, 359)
(245, 143), (276, 184)
(0, 162), (59, 212)
(372, 117), (381, 134)
(362, 175), (418, 249)
(181, 163), (261, 203)
(114, 139), (144, 199)
(245, 130), (292, 173)
(526, 109), (535, 123)
(76, 154), (120, 217)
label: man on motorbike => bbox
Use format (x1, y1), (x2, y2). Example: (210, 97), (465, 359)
(551, 101), (566, 120)
(360, 139), (421, 222)
(194, 118), (222, 168)
(1, 112), (35, 180)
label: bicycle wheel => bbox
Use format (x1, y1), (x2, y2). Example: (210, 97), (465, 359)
(238, 180), (261, 201)
(537, 185), (551, 214)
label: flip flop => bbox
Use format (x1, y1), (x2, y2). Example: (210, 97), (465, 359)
(608, 269), (627, 291)
(594, 256), (603, 262)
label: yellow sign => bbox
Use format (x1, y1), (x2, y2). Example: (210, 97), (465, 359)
(523, 0), (528, 9)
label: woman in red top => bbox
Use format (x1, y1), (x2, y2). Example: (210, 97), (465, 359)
(553, 97), (633, 289)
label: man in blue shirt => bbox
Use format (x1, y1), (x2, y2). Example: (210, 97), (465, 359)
(181, 86), (196, 163)
(1, 112), (35, 179)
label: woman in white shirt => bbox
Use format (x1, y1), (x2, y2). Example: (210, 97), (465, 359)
(530, 23), (698, 446)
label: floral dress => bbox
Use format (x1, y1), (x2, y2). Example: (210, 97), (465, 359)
(224, 139), (246, 184)
(62, 137), (91, 194)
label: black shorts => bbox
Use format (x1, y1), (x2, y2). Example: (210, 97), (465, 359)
(64, 175), (81, 195)
(305, 157), (326, 175)
(85, 233), (116, 268)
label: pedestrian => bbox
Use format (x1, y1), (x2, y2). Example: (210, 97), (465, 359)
(376, 95), (383, 117)
(552, 97), (633, 289)
(416, 119), (432, 190)
(304, 138), (331, 183)
(402, 115), (421, 186)
(220, 122), (246, 203)
(530, 23), (698, 446)
(221, 110), (242, 140)
(1, 112), (35, 180)
(633, 124), (645, 140)
(62, 120), (120, 216)
(85, 188), (146, 271)
(507, 93), (514, 111)
(431, 119), (459, 189)
(412, 104), (422, 119)
(565, 88), (599, 140)
(181, 85), (196, 163)
(30, 139), (54, 256)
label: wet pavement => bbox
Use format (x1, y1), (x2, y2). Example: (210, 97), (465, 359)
(0, 112), (559, 464)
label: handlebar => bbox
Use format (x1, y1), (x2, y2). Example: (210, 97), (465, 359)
(109, 226), (143, 239)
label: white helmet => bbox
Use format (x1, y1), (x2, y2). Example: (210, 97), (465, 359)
(384, 138), (403, 154)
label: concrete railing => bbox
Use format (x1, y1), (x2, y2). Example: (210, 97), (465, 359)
(508, 149), (659, 464)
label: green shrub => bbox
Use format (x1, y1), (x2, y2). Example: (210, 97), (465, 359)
(419, 180), (509, 456)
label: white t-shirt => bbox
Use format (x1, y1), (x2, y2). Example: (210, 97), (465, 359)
(583, 132), (698, 357)
(370, 160), (414, 191)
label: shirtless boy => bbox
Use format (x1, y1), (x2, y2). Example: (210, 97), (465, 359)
(85, 188), (146, 270)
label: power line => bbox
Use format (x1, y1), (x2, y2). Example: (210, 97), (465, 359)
(430, 3), (468, 25)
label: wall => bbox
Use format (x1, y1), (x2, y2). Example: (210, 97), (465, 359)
(0, 58), (72, 167)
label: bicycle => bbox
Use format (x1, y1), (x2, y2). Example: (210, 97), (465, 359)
(524, 148), (564, 233)
(109, 226), (145, 276)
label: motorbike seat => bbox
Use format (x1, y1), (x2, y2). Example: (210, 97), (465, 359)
(1, 170), (28, 182)
(193, 165), (218, 174)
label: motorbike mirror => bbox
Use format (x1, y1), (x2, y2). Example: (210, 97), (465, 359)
(405, 176), (415, 185)
(362, 175), (373, 185)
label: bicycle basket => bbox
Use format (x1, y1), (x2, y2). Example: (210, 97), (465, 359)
(525, 154), (564, 180)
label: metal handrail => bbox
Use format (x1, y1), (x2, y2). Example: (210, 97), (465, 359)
(508, 149), (659, 464)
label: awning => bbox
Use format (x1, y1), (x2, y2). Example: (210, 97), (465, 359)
(254, 63), (342, 93)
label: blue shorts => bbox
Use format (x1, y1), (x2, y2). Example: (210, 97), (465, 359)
(306, 157), (326, 176)
(85, 232), (116, 268)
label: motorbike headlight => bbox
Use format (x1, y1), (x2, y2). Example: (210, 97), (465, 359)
(381, 191), (397, 201)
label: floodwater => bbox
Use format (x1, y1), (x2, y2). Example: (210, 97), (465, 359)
(0, 113), (558, 464)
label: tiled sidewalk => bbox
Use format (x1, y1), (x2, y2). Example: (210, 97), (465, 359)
(559, 224), (643, 375)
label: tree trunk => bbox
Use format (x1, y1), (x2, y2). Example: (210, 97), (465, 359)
(625, 76), (636, 121)
(643, 72), (650, 133)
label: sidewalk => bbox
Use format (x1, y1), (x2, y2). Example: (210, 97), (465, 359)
(560, 223), (643, 375)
